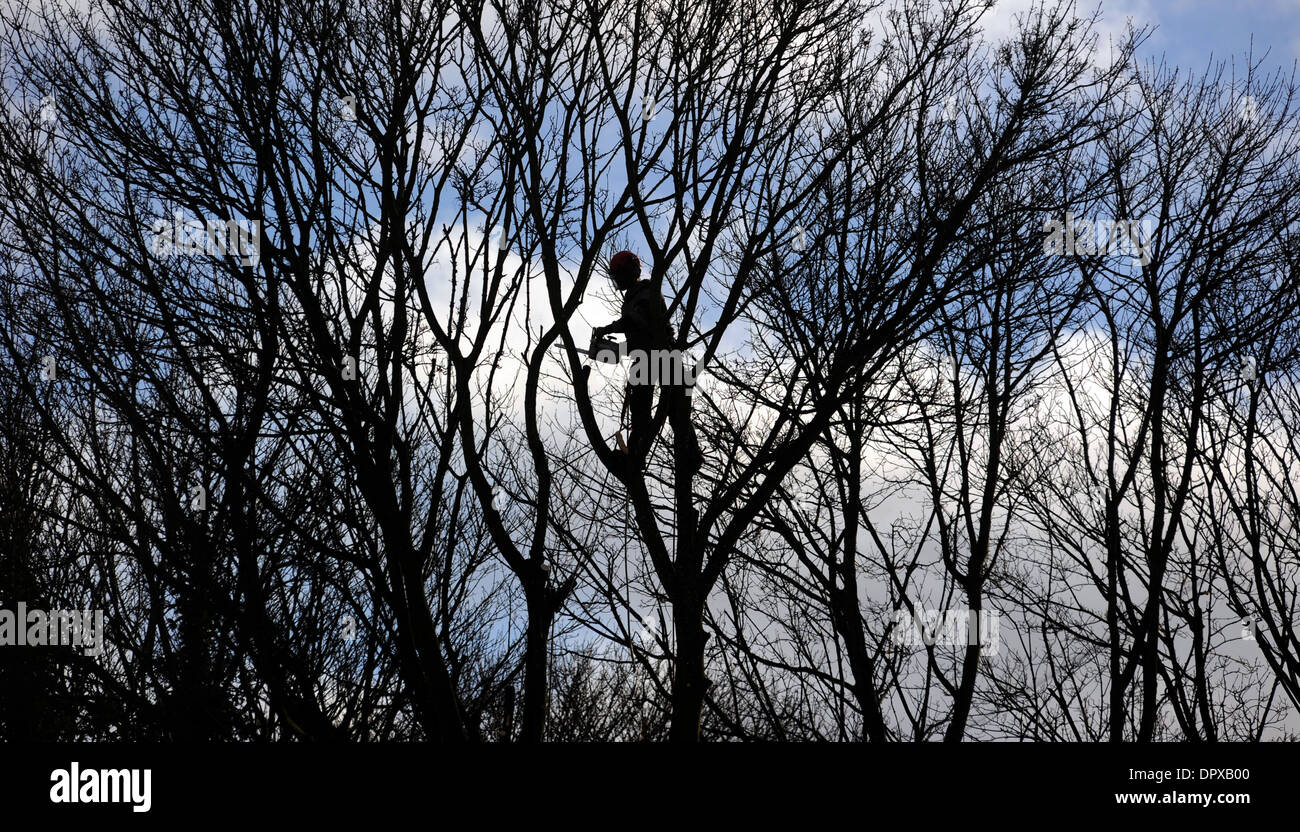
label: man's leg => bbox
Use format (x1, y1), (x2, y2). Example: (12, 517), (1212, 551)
(668, 383), (703, 473)
(626, 382), (653, 461)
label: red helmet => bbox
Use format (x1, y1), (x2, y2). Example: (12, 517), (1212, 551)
(609, 250), (641, 284)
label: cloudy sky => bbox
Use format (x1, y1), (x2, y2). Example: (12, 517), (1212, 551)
(985, 0), (1300, 69)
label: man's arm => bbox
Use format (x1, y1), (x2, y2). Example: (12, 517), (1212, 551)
(594, 316), (629, 337)
(596, 285), (667, 339)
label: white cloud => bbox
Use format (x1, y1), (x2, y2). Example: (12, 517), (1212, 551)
(979, 0), (1159, 68)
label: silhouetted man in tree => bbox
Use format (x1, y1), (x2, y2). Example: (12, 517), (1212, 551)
(593, 251), (702, 472)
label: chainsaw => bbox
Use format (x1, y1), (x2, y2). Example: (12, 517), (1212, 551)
(581, 332), (624, 365)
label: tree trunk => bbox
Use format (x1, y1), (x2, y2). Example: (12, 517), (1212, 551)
(669, 595), (708, 742)
(519, 592), (552, 742)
